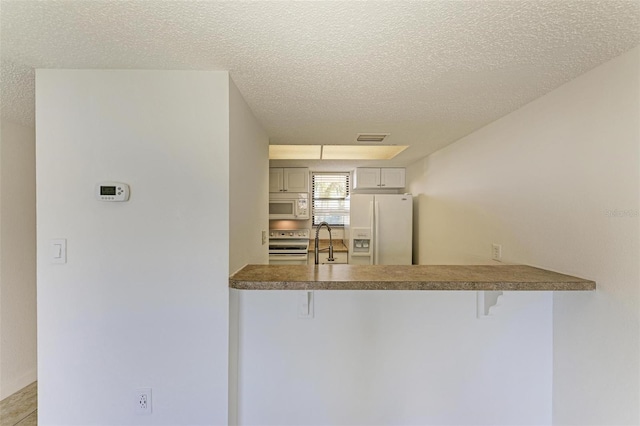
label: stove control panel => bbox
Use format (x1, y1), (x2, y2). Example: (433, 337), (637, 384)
(269, 229), (310, 239)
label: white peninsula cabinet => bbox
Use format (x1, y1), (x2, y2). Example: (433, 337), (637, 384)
(353, 167), (405, 189)
(269, 167), (309, 193)
(230, 265), (593, 425)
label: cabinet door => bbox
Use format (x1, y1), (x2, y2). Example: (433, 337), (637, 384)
(284, 168), (309, 192)
(353, 168), (381, 189)
(269, 168), (284, 192)
(380, 168), (405, 188)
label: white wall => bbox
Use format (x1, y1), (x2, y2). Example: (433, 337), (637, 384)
(229, 77), (269, 273)
(36, 70), (232, 425)
(228, 76), (269, 424)
(406, 46), (639, 425)
(236, 290), (552, 425)
(0, 119), (37, 399)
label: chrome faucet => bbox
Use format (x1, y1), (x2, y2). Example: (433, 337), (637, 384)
(314, 221), (335, 264)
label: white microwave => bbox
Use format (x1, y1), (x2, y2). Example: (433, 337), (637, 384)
(269, 192), (309, 220)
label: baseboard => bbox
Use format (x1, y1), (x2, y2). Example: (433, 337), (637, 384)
(0, 380), (37, 426)
(0, 369), (37, 401)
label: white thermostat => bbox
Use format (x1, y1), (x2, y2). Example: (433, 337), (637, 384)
(96, 182), (130, 201)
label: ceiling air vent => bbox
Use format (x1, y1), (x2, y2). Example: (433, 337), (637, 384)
(356, 133), (390, 143)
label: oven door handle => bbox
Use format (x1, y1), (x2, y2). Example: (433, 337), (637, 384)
(268, 254), (309, 261)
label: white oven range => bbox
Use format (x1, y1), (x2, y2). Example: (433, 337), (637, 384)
(268, 229), (310, 265)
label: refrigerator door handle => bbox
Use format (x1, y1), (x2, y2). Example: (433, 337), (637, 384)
(369, 201), (375, 265)
(374, 201), (380, 265)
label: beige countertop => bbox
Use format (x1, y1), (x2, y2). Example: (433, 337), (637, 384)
(229, 264), (595, 291)
(308, 239), (348, 253)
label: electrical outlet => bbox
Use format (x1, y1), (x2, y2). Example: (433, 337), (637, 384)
(492, 243), (502, 262)
(135, 388), (152, 415)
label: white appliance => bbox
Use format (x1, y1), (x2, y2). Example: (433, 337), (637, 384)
(268, 229), (310, 265)
(269, 193), (309, 220)
(346, 194), (412, 265)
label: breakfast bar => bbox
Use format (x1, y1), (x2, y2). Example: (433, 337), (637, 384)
(231, 263), (596, 425)
(229, 264), (596, 291)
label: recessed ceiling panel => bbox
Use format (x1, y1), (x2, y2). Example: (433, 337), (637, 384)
(321, 145), (409, 160)
(269, 145), (321, 160)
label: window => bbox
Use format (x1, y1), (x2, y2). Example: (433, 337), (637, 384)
(312, 172), (350, 226)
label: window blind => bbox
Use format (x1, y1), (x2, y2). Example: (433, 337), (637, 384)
(312, 173), (350, 226)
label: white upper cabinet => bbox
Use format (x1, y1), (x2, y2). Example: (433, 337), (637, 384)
(269, 168), (284, 192)
(353, 168), (381, 189)
(353, 168), (405, 189)
(380, 168), (406, 188)
(284, 168), (309, 192)
(269, 168), (309, 192)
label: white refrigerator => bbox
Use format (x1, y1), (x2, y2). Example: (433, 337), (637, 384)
(346, 194), (413, 265)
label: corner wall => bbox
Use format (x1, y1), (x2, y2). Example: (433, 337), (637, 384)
(0, 119), (37, 399)
(36, 70), (231, 425)
(229, 77), (269, 274)
(228, 76), (269, 425)
(406, 46), (639, 425)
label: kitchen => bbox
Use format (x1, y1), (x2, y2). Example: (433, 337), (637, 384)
(268, 166), (412, 266)
(2, 2), (638, 426)
(233, 159), (598, 426)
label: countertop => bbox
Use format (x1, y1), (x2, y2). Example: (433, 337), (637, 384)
(229, 264), (595, 291)
(308, 239), (348, 253)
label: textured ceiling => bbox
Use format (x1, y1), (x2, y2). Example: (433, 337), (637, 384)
(1, 0), (639, 167)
